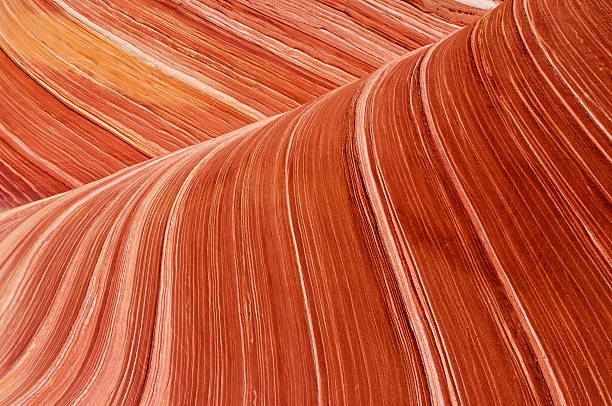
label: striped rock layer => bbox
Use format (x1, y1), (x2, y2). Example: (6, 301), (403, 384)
(0, 0), (609, 404)
(0, 0), (501, 210)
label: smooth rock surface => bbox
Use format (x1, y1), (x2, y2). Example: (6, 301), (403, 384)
(0, 0), (609, 404)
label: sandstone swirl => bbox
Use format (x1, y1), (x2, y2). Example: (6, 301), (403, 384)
(0, 0), (610, 405)
(0, 0), (498, 210)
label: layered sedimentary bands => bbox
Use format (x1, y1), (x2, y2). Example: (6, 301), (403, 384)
(0, 0), (500, 209)
(0, 0), (610, 404)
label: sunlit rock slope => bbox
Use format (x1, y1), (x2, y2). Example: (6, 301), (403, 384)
(0, 0), (609, 404)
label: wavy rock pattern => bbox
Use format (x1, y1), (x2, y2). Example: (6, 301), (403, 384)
(0, 0), (498, 210)
(0, 0), (610, 404)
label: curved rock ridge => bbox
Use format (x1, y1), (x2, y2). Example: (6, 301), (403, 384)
(0, 0), (500, 210)
(0, 0), (610, 404)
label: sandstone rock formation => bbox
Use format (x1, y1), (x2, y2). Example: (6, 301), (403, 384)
(0, 0), (498, 209)
(0, 0), (609, 404)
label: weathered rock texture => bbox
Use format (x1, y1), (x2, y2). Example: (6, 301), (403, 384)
(0, 0), (610, 404)
(0, 0), (499, 209)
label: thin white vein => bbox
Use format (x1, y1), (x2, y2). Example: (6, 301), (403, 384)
(353, 53), (454, 405)
(284, 107), (323, 406)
